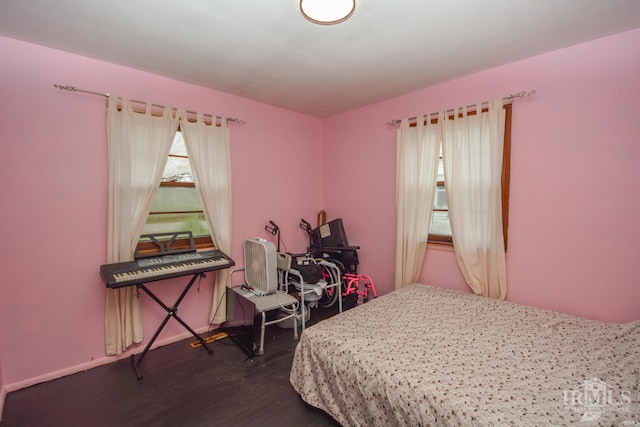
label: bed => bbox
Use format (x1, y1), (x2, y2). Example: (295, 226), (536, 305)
(290, 283), (639, 426)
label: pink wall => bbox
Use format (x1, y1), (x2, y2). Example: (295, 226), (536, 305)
(1, 28), (639, 395)
(323, 28), (640, 323)
(0, 36), (322, 390)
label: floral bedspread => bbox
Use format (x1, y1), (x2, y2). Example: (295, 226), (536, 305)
(290, 284), (639, 426)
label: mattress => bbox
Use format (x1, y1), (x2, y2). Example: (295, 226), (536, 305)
(290, 283), (639, 426)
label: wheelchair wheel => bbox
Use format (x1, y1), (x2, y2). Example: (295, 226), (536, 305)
(318, 259), (344, 308)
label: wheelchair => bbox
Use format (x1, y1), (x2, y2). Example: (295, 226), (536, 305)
(298, 218), (360, 308)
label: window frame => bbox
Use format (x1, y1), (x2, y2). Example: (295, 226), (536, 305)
(425, 104), (512, 250)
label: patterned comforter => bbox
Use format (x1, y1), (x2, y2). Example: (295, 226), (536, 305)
(290, 284), (639, 426)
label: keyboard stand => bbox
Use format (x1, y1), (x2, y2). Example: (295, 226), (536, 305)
(130, 272), (212, 380)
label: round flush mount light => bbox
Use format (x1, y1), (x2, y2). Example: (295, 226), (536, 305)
(300, 0), (356, 25)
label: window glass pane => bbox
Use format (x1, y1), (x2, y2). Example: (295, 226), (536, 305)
(163, 132), (193, 182)
(163, 157), (192, 182)
(429, 211), (451, 236)
(437, 156), (445, 182)
(141, 213), (210, 237)
(434, 183), (448, 210)
(169, 132), (188, 156)
(150, 186), (203, 213)
(431, 147), (450, 237)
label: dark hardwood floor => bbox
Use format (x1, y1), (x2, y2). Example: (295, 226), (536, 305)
(1, 308), (341, 427)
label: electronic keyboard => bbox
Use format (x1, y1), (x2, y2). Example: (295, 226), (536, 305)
(100, 249), (235, 288)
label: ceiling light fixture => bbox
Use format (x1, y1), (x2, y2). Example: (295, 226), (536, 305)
(300, 0), (356, 25)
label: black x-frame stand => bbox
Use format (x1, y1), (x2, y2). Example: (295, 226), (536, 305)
(130, 272), (212, 380)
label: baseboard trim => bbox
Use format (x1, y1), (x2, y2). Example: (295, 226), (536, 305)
(4, 325), (216, 393)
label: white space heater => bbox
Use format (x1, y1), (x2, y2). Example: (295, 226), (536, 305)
(244, 238), (279, 295)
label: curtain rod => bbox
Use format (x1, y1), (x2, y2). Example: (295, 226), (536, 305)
(385, 90), (536, 127)
(53, 84), (246, 125)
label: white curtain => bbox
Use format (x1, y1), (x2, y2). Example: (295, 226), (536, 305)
(394, 116), (440, 289)
(179, 112), (233, 325)
(105, 97), (179, 355)
(441, 100), (507, 299)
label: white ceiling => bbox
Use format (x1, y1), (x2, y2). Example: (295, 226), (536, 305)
(1, 0), (640, 117)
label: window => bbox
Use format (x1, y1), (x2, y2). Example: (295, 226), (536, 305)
(428, 146), (452, 242)
(427, 104), (512, 249)
(136, 130), (214, 255)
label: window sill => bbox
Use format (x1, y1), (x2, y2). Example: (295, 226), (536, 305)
(427, 235), (453, 246)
